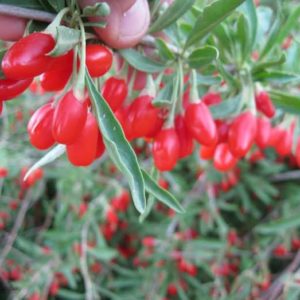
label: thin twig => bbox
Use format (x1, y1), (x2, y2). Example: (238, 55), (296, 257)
(270, 170), (300, 182)
(262, 250), (300, 300)
(0, 191), (32, 268)
(0, 4), (56, 22)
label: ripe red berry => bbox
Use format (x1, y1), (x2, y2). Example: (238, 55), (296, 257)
(52, 90), (88, 144)
(0, 167), (8, 178)
(127, 95), (164, 139)
(228, 111), (257, 157)
(202, 92), (222, 106)
(255, 117), (271, 149)
(2, 32), (56, 80)
(142, 236), (156, 247)
(175, 115), (194, 159)
(153, 128), (180, 171)
(40, 50), (73, 91)
(273, 244), (288, 257)
(255, 91), (275, 118)
(200, 145), (216, 160)
(184, 101), (217, 146)
(66, 112), (99, 166)
(213, 143), (237, 172)
(102, 76), (128, 111)
(0, 78), (33, 101)
(86, 44), (113, 77)
(27, 103), (55, 150)
(275, 128), (293, 157)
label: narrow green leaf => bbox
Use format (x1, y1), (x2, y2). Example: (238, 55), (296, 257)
(87, 248), (117, 261)
(47, 0), (65, 12)
(256, 214), (300, 234)
(268, 90), (300, 114)
(252, 54), (286, 74)
(210, 95), (241, 119)
(57, 289), (84, 300)
(24, 145), (65, 181)
(187, 46), (219, 69)
(155, 38), (175, 61)
(185, 0), (245, 48)
(119, 49), (166, 73)
(47, 26), (80, 57)
(254, 71), (300, 84)
(149, 0), (195, 33)
(142, 170), (184, 213)
(236, 14), (250, 62)
(86, 73), (146, 213)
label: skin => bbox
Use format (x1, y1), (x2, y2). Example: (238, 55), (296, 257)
(0, 14), (27, 41)
(78, 0), (150, 49)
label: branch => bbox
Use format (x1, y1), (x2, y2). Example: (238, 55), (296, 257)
(0, 191), (32, 268)
(270, 170), (300, 182)
(262, 250), (300, 300)
(0, 4), (56, 22)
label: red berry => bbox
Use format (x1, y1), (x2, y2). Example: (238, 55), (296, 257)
(0, 78), (33, 101)
(202, 92), (222, 106)
(102, 76), (128, 111)
(275, 128), (293, 157)
(142, 236), (156, 247)
(86, 44), (113, 77)
(200, 145), (216, 160)
(167, 283), (178, 296)
(175, 115), (194, 159)
(255, 117), (271, 149)
(228, 111), (257, 157)
(95, 128), (105, 160)
(0, 167), (8, 178)
(184, 101), (217, 146)
(40, 50), (74, 92)
(255, 91), (275, 118)
(213, 143), (237, 172)
(52, 90), (88, 144)
(2, 32), (55, 79)
(128, 95), (164, 139)
(66, 112), (99, 166)
(153, 128), (180, 171)
(27, 103), (55, 150)
(273, 244), (288, 257)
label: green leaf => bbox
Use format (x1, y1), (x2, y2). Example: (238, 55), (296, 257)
(187, 46), (219, 69)
(252, 54), (286, 74)
(82, 2), (110, 17)
(256, 213), (300, 234)
(47, 0), (65, 12)
(142, 170), (184, 213)
(149, 0), (195, 33)
(85, 73), (146, 214)
(47, 25), (80, 57)
(155, 38), (175, 61)
(24, 145), (65, 181)
(87, 248), (117, 261)
(57, 289), (84, 300)
(236, 14), (250, 62)
(119, 49), (166, 73)
(268, 90), (300, 114)
(153, 80), (173, 106)
(185, 0), (246, 48)
(210, 94), (241, 119)
(197, 73), (222, 85)
(253, 70), (300, 84)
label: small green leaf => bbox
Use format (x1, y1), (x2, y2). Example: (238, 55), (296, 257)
(254, 71), (300, 84)
(149, 0), (195, 33)
(155, 38), (175, 61)
(187, 46), (219, 69)
(47, 0), (65, 12)
(57, 289), (85, 300)
(210, 94), (241, 119)
(236, 14), (250, 62)
(82, 2), (110, 17)
(268, 90), (300, 114)
(48, 25), (80, 57)
(142, 170), (184, 213)
(252, 54), (286, 74)
(185, 0), (246, 48)
(25, 145), (65, 181)
(119, 49), (166, 73)
(87, 248), (117, 261)
(83, 22), (106, 28)
(256, 214), (300, 234)
(86, 73), (146, 213)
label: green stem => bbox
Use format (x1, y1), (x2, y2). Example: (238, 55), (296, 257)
(74, 18), (86, 101)
(190, 69), (199, 103)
